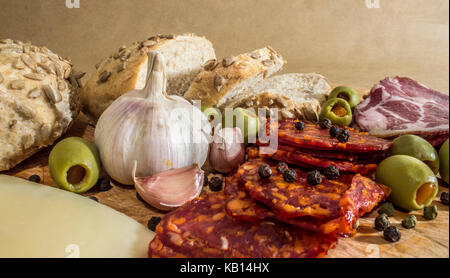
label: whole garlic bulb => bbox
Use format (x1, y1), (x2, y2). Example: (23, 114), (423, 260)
(95, 51), (211, 185)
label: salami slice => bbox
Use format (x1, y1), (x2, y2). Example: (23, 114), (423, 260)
(155, 192), (337, 258)
(271, 119), (392, 153)
(224, 174), (349, 235)
(148, 236), (187, 258)
(415, 133), (448, 147)
(340, 174), (392, 231)
(256, 143), (388, 163)
(247, 146), (377, 175)
(224, 174), (275, 222)
(256, 142), (359, 161)
(239, 158), (353, 220)
(239, 159), (390, 223)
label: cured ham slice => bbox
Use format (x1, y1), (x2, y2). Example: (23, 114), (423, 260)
(354, 77), (449, 139)
(149, 192), (337, 258)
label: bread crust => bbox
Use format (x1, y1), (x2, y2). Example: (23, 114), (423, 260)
(184, 47), (286, 107)
(0, 38), (81, 171)
(81, 34), (215, 119)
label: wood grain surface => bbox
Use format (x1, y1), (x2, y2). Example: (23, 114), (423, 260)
(4, 97), (449, 259)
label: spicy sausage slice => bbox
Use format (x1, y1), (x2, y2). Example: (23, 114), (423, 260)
(153, 192), (337, 258)
(270, 119), (392, 153)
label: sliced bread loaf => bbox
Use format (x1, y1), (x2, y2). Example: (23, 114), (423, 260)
(81, 34), (216, 119)
(223, 73), (331, 121)
(184, 47), (285, 107)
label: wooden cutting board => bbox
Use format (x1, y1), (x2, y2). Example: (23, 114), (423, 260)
(4, 96), (449, 258)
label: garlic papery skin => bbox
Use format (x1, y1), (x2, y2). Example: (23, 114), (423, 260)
(209, 126), (245, 174)
(133, 162), (204, 211)
(95, 51), (211, 185)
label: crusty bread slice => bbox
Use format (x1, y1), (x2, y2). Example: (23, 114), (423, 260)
(223, 73), (331, 121)
(81, 34), (215, 119)
(184, 47), (285, 107)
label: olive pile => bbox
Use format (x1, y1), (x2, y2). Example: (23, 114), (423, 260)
(376, 136), (448, 211)
(319, 86), (359, 127)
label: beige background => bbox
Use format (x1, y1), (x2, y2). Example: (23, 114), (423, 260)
(0, 0), (448, 93)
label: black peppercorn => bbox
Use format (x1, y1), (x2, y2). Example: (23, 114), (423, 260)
(283, 169), (297, 183)
(147, 216), (161, 232)
(307, 170), (322, 186)
(378, 202), (395, 217)
(319, 118), (332, 129)
(97, 177), (112, 192)
(383, 226), (401, 242)
(323, 166), (340, 180)
(209, 176), (223, 192)
(336, 129), (350, 143)
(295, 121), (305, 131)
(374, 214), (390, 231)
(440, 192), (449, 206)
(258, 164), (272, 179)
(423, 205), (438, 220)
(401, 215), (417, 229)
(28, 174), (41, 183)
(329, 126), (340, 138)
(88, 196), (99, 202)
(276, 162), (289, 174)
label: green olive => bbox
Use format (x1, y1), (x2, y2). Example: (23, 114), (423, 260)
(376, 155), (438, 211)
(319, 98), (353, 126)
(439, 139), (449, 184)
(49, 137), (101, 194)
(223, 108), (259, 144)
(392, 135), (440, 174)
(202, 106), (222, 128)
(328, 86), (361, 109)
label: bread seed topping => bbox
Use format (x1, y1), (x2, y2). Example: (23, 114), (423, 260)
(10, 79), (25, 90)
(23, 73), (45, 81)
(222, 57), (234, 67)
(97, 70), (111, 83)
(204, 59), (218, 71)
(43, 84), (62, 103)
(214, 75), (224, 92)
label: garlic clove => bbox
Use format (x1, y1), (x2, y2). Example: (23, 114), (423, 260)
(133, 162), (204, 211)
(209, 127), (245, 174)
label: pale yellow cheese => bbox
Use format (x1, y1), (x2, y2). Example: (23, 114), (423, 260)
(0, 175), (154, 258)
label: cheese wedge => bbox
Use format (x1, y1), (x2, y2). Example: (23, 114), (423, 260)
(0, 175), (154, 258)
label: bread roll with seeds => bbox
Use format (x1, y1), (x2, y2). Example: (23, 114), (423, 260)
(223, 73), (331, 122)
(81, 34), (216, 119)
(184, 47), (286, 107)
(0, 38), (81, 171)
